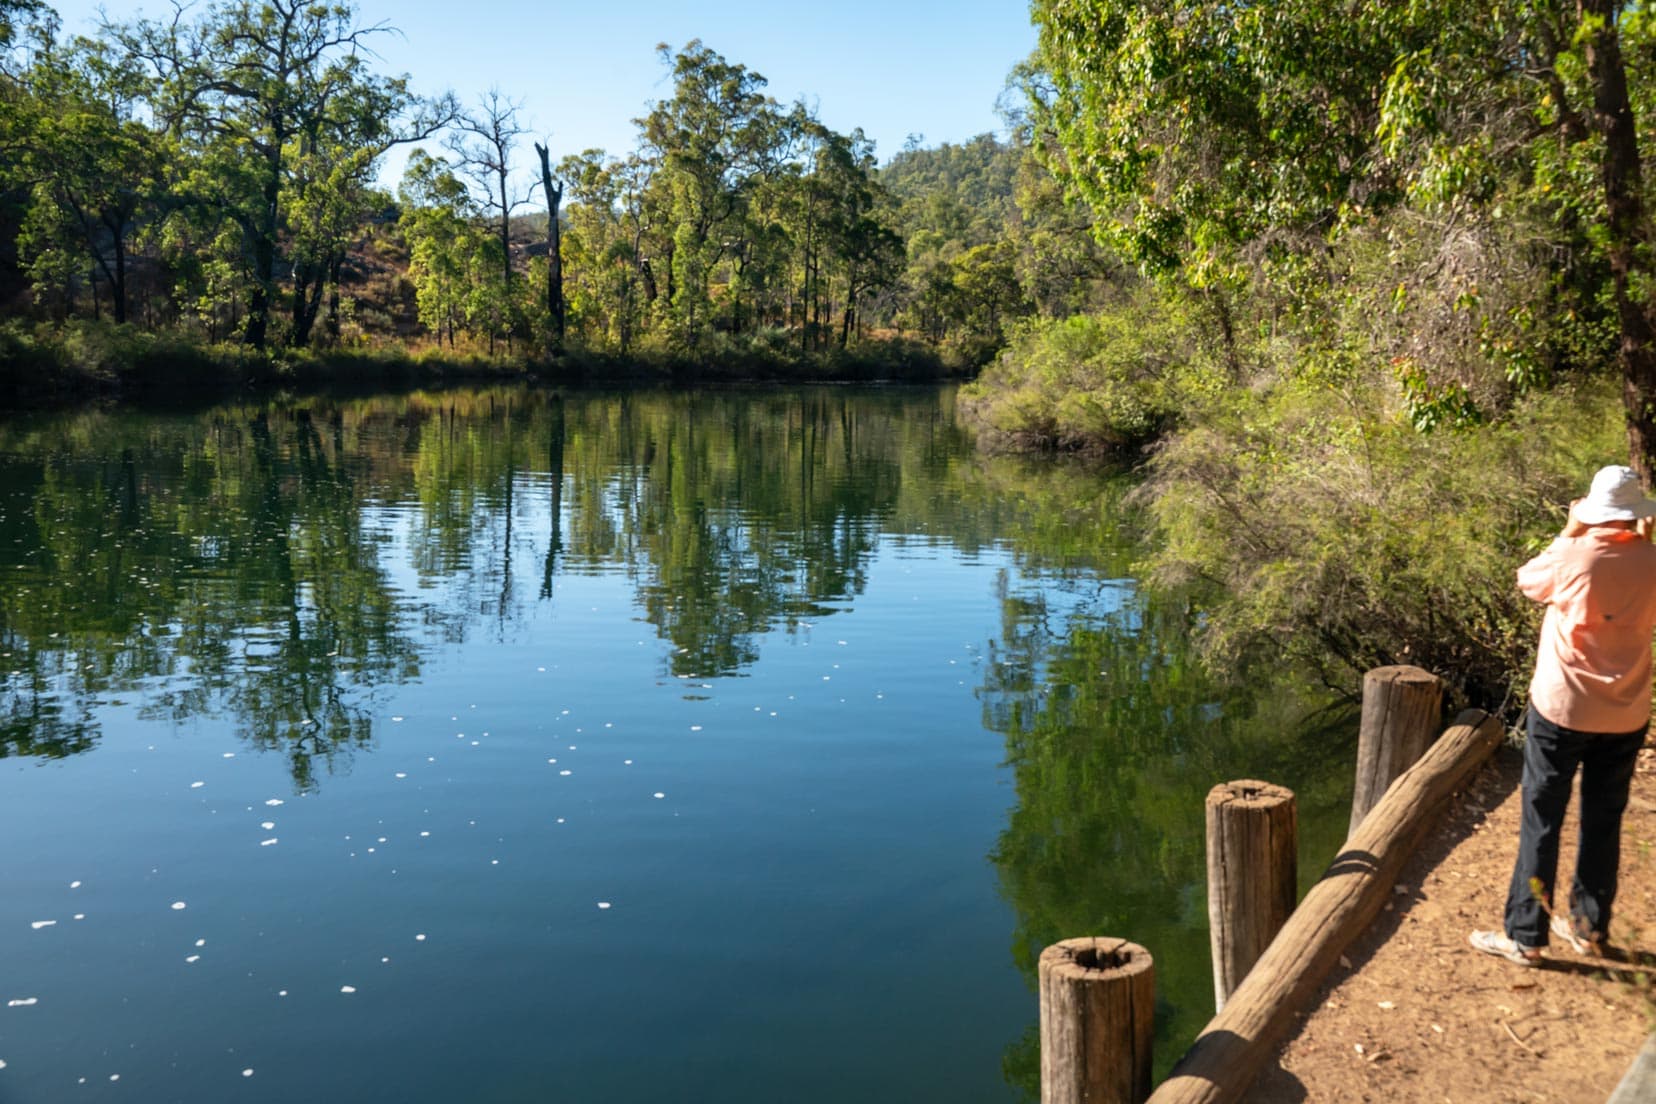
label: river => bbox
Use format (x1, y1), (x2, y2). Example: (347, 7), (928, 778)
(0, 384), (1353, 1102)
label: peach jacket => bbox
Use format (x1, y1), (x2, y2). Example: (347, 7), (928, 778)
(1519, 528), (1656, 734)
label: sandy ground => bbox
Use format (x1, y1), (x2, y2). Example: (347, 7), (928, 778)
(1245, 738), (1656, 1103)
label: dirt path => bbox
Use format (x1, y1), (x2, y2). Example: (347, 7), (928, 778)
(1245, 739), (1656, 1103)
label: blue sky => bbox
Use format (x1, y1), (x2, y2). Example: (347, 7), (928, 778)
(42, 0), (1037, 182)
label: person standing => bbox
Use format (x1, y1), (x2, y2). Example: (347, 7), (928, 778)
(1471, 465), (1656, 965)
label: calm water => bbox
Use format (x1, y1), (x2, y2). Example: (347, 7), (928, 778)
(0, 386), (1353, 1103)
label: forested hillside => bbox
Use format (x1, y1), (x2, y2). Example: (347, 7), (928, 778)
(0, 0), (1089, 386)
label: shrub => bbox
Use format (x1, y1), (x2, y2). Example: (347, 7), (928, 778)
(1140, 371), (1624, 713)
(960, 290), (1219, 454)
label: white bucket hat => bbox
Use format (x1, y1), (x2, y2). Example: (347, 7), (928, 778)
(1575, 465), (1656, 524)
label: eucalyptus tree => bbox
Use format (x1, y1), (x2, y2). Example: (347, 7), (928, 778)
(533, 139), (565, 348)
(1027, 0), (1656, 472)
(107, 0), (453, 349)
(18, 35), (169, 324)
(399, 149), (488, 347)
(446, 90), (530, 309)
(557, 148), (637, 349)
(639, 40), (789, 347)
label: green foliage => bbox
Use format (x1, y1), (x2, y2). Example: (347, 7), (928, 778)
(961, 290), (1216, 453)
(1142, 373), (1625, 711)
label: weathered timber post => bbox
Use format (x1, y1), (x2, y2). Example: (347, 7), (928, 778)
(1206, 780), (1297, 1012)
(1148, 710), (1503, 1104)
(1039, 937), (1155, 1104)
(1350, 665), (1443, 834)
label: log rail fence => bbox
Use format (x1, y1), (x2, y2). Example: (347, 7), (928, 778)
(1037, 665), (1503, 1104)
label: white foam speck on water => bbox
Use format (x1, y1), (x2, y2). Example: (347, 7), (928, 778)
(653, 792), (665, 799)
(29, 920), (55, 930)
(377, 837), (387, 844)
(537, 666), (545, 672)
(490, 859), (499, 866)
(568, 745), (576, 750)
(170, 902), (186, 911)
(185, 955), (199, 963)
(265, 799), (283, 807)
(559, 770), (571, 776)
(546, 758), (556, 764)
(0, 1059), (7, 1069)
(242, 1069), (254, 1078)
(109, 1074), (119, 1082)
(261, 822), (275, 830)
(340, 986), (356, 994)
(195, 939), (205, 947)
(260, 839), (278, 847)
(623, 759), (632, 765)
(190, 781), (205, 789)
(604, 722), (613, 728)
(395, 773), (407, 779)
(381, 957), (390, 964)
(415, 934), (426, 942)
(690, 725), (702, 732)
(561, 709), (570, 716)
(419, 831), (430, 838)
(278, 990), (288, 997)
(69, 881), (80, 889)
(391, 716), (403, 722)
(222, 752), (235, 759)
(597, 902), (611, 909)
(73, 914), (84, 921)
(7, 999), (37, 1007)
(838, 640), (848, 646)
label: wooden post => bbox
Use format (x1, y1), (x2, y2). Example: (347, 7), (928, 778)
(1206, 780), (1296, 1012)
(1039, 937), (1155, 1104)
(1148, 710), (1503, 1104)
(1350, 665), (1444, 834)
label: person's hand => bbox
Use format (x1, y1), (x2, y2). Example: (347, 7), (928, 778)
(1563, 499), (1590, 538)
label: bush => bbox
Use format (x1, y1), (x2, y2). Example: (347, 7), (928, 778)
(959, 290), (1219, 454)
(1140, 371), (1624, 713)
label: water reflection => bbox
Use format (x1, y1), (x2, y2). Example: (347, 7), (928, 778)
(974, 478), (1355, 1092)
(0, 386), (987, 781)
(0, 385), (1352, 1099)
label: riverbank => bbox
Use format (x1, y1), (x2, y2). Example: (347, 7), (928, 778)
(0, 322), (959, 409)
(1244, 737), (1656, 1102)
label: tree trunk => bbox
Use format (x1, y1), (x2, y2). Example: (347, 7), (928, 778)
(1582, 0), (1656, 481)
(246, 174), (281, 350)
(109, 222), (128, 325)
(535, 142), (566, 350)
(326, 255), (344, 344)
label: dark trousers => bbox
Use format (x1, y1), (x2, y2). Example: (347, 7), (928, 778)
(1504, 705), (1646, 948)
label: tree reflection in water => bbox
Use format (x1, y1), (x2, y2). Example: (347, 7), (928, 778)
(974, 478), (1355, 1094)
(0, 385), (983, 785)
(0, 386), (1352, 1096)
